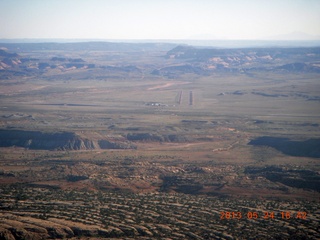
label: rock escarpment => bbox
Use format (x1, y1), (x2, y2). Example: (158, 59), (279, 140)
(0, 130), (135, 150)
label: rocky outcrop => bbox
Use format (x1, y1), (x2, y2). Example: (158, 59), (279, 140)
(0, 49), (19, 58)
(98, 140), (136, 149)
(0, 130), (92, 150)
(244, 166), (320, 191)
(248, 136), (320, 158)
(126, 133), (189, 142)
(0, 214), (127, 239)
(0, 130), (135, 150)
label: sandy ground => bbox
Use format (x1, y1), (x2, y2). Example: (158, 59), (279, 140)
(0, 83), (49, 95)
(147, 81), (190, 90)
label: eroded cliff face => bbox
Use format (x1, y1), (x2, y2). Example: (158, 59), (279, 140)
(0, 130), (135, 150)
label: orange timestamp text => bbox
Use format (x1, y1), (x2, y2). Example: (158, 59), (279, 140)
(220, 211), (307, 220)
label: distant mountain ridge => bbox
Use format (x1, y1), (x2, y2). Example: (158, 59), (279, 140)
(154, 45), (320, 77)
(1, 42), (320, 80)
(0, 41), (177, 52)
(265, 31), (320, 41)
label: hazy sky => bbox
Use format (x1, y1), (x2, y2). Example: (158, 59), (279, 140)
(1, 0), (320, 40)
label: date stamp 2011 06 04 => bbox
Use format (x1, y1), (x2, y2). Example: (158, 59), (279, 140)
(220, 211), (307, 220)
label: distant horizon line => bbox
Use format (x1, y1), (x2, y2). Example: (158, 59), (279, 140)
(1, 38), (320, 48)
(1, 38), (320, 42)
